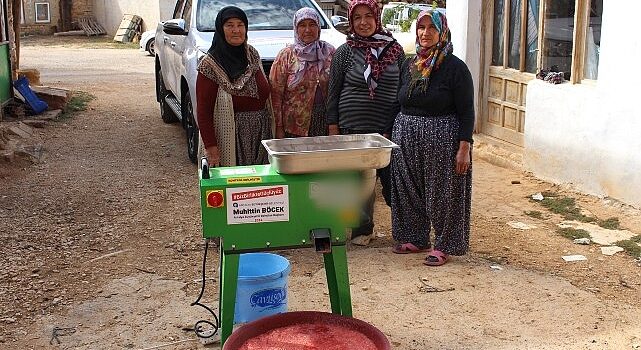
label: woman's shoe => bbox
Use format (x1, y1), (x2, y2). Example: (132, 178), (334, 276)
(423, 249), (449, 266)
(392, 243), (429, 254)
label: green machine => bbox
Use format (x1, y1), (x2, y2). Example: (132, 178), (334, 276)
(198, 134), (397, 345)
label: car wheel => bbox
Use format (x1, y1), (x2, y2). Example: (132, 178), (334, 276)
(157, 68), (178, 124)
(147, 39), (155, 56)
(183, 92), (199, 164)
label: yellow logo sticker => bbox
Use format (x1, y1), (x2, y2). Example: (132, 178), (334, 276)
(226, 177), (263, 184)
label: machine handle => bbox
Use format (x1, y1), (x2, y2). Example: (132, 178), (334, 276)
(201, 157), (210, 179)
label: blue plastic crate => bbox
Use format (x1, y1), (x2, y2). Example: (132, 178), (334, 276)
(14, 76), (48, 114)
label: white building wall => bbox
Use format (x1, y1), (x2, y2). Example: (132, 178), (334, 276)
(448, 1), (641, 207)
(159, 1), (175, 21)
(93, 0), (175, 35)
(446, 1), (482, 130)
(524, 1), (641, 207)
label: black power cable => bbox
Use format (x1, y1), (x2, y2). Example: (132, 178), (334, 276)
(191, 239), (220, 339)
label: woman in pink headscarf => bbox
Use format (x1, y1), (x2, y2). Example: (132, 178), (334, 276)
(326, 0), (405, 246)
(270, 7), (335, 138)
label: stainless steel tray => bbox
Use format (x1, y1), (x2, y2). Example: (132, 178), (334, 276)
(261, 134), (398, 174)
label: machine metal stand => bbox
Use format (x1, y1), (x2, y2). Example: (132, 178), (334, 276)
(200, 164), (360, 345)
(198, 134), (397, 346)
(217, 241), (352, 343)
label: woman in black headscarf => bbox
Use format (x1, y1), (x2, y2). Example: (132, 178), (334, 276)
(196, 6), (272, 166)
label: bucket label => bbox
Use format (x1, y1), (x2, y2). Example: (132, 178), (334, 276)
(250, 287), (287, 310)
(226, 185), (289, 224)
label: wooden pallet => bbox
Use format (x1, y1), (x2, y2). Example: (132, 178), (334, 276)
(119, 14), (142, 30)
(78, 17), (106, 36)
(113, 14), (142, 43)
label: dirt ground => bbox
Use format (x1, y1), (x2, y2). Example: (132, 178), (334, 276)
(1, 37), (640, 350)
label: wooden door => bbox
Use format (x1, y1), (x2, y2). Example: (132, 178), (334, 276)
(481, 0), (542, 147)
(59, 0), (72, 32)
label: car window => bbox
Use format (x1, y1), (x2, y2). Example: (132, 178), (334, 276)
(182, 0), (192, 27)
(173, 0), (186, 19)
(196, 0), (328, 32)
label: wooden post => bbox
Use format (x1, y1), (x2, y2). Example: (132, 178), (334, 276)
(571, 0), (589, 83)
(7, 0), (20, 79)
(519, 0), (527, 71)
(13, 0), (20, 68)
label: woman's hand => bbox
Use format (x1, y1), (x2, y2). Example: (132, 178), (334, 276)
(275, 127), (285, 139)
(205, 146), (220, 166)
(328, 124), (339, 136)
(455, 141), (471, 175)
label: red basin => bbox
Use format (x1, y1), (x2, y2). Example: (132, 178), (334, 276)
(223, 311), (391, 350)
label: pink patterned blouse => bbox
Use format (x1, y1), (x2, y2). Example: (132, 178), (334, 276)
(269, 45), (335, 136)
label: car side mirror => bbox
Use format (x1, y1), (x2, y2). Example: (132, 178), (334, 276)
(334, 21), (349, 35)
(163, 19), (188, 35)
(330, 15), (348, 27)
(330, 15), (349, 34)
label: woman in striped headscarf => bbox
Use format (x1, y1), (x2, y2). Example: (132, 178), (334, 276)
(326, 0), (405, 246)
(270, 7), (335, 138)
(390, 10), (475, 266)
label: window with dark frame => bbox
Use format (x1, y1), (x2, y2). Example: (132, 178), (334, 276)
(542, 0), (575, 79)
(582, 0), (602, 80)
(491, 0), (541, 74)
(491, 0), (601, 82)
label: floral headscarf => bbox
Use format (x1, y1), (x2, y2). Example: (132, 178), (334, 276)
(409, 10), (453, 94)
(346, 0), (404, 98)
(290, 7), (333, 87)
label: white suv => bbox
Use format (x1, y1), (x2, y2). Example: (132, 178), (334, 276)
(155, 0), (346, 163)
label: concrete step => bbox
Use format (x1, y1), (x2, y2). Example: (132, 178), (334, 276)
(473, 134), (523, 171)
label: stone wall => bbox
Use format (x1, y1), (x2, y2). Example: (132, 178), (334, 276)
(71, 0), (93, 19)
(20, 24), (56, 35)
(20, 0), (94, 34)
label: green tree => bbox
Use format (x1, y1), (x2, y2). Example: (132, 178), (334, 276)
(382, 8), (395, 27)
(399, 7), (420, 32)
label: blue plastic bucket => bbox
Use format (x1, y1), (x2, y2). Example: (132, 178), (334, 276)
(234, 253), (291, 324)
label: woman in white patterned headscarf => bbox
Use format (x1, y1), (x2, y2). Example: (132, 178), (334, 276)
(270, 7), (335, 138)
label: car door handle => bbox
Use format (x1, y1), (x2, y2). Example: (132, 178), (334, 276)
(170, 41), (177, 48)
